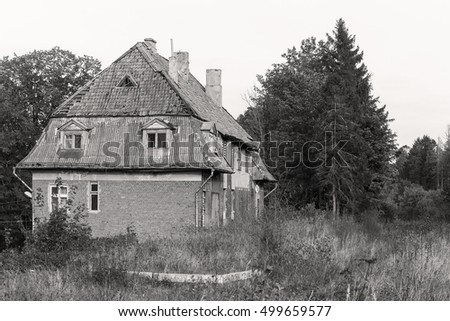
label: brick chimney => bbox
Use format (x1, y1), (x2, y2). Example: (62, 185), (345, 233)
(144, 38), (157, 53)
(169, 52), (189, 83)
(206, 69), (222, 107)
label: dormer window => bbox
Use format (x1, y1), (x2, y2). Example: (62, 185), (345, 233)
(117, 74), (137, 88)
(64, 133), (82, 149)
(141, 118), (174, 149)
(58, 120), (90, 150)
(148, 132), (167, 148)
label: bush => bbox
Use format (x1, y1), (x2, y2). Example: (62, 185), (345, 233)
(397, 185), (439, 221)
(30, 206), (92, 253)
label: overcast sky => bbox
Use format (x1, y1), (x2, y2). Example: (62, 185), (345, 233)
(1, 0), (449, 147)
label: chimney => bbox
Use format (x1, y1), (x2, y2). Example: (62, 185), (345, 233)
(144, 38), (157, 53)
(169, 52), (189, 83)
(206, 69), (222, 107)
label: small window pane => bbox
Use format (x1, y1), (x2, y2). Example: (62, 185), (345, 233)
(91, 194), (98, 211)
(74, 135), (82, 148)
(148, 133), (156, 148)
(51, 197), (58, 212)
(51, 187), (58, 195)
(60, 197), (67, 207)
(158, 133), (167, 148)
(60, 187), (68, 195)
(64, 135), (73, 149)
(91, 183), (98, 192)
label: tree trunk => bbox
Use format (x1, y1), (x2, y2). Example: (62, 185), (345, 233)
(332, 183), (337, 219)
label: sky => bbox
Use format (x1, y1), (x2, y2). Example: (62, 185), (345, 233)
(0, 0), (449, 147)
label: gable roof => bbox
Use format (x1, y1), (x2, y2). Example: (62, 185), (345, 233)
(52, 41), (252, 142)
(58, 119), (91, 131)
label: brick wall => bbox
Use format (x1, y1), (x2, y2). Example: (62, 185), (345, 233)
(32, 171), (202, 239)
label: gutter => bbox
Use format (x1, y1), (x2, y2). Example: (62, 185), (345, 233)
(13, 167), (32, 192)
(194, 169), (214, 228)
(264, 183), (278, 199)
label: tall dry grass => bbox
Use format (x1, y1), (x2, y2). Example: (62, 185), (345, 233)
(1, 210), (449, 300)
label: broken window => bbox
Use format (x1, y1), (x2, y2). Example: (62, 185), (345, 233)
(117, 75), (137, 87)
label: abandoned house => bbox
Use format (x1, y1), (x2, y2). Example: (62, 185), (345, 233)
(16, 38), (276, 238)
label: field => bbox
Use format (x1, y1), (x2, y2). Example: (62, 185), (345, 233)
(1, 209), (449, 300)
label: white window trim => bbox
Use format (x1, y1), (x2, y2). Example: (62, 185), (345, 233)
(88, 181), (100, 213)
(48, 184), (69, 213)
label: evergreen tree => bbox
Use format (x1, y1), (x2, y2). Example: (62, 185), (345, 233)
(238, 19), (396, 213)
(401, 135), (437, 190)
(318, 19), (396, 215)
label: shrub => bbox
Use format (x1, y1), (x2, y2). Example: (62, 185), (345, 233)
(397, 184), (441, 221)
(30, 205), (92, 253)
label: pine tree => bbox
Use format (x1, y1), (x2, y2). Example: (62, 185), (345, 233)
(238, 19), (396, 212)
(318, 19), (396, 215)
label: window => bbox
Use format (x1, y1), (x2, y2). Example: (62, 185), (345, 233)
(147, 132), (167, 148)
(50, 185), (68, 212)
(64, 134), (82, 149)
(117, 75), (137, 87)
(89, 182), (99, 211)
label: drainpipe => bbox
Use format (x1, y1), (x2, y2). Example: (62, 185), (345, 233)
(13, 167), (32, 192)
(195, 169), (214, 229)
(264, 183), (278, 199)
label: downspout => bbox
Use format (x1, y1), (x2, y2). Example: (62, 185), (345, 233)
(264, 183), (278, 199)
(195, 169), (215, 229)
(13, 167), (32, 192)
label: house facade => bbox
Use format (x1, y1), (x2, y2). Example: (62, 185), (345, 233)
(17, 38), (276, 238)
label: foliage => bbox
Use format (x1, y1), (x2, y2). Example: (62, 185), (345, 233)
(29, 206), (92, 253)
(3, 208), (450, 301)
(398, 135), (437, 190)
(1, 47), (101, 129)
(0, 48), (101, 245)
(238, 19), (396, 214)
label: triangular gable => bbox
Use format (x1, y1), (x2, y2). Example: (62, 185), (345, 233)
(58, 120), (90, 131)
(141, 118), (175, 130)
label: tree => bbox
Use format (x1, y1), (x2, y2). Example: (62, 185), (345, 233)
(400, 135), (438, 190)
(1, 47), (101, 129)
(238, 19), (396, 214)
(318, 19), (396, 215)
(0, 47), (101, 247)
(239, 37), (327, 207)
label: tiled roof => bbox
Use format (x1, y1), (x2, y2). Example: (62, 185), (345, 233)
(17, 116), (232, 173)
(52, 42), (252, 142)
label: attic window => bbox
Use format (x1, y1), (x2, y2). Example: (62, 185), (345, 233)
(141, 118), (174, 150)
(147, 132), (167, 148)
(64, 134), (82, 149)
(117, 75), (137, 87)
(58, 120), (89, 150)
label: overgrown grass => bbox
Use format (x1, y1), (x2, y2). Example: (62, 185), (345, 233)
(1, 209), (449, 300)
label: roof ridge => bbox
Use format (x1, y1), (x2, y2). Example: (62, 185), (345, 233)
(135, 43), (201, 119)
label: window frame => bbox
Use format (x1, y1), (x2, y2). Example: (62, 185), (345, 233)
(62, 131), (84, 149)
(144, 129), (170, 149)
(89, 181), (100, 212)
(48, 184), (69, 213)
